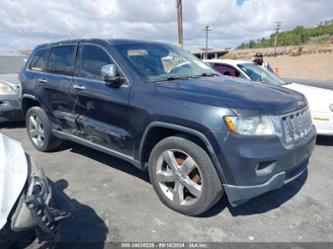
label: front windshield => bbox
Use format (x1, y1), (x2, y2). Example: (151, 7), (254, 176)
(238, 63), (287, 86)
(0, 56), (26, 74)
(115, 43), (219, 82)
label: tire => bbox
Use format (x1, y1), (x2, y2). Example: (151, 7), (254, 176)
(26, 106), (62, 152)
(148, 136), (223, 216)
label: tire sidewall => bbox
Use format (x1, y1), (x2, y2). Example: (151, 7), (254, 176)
(148, 136), (223, 216)
(26, 107), (53, 151)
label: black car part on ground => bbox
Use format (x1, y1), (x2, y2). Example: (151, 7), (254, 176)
(10, 155), (70, 239)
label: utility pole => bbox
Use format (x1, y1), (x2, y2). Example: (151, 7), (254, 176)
(176, 0), (183, 48)
(203, 25), (211, 59)
(273, 21), (282, 57)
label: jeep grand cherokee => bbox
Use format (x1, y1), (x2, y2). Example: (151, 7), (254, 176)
(19, 39), (316, 215)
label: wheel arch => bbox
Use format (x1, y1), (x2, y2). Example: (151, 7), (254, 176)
(139, 121), (227, 184)
(21, 94), (41, 115)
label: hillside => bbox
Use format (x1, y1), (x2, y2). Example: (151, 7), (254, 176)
(238, 20), (333, 49)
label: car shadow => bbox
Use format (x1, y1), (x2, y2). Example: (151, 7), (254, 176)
(0, 121), (25, 129)
(68, 142), (150, 183)
(200, 170), (308, 217)
(12, 179), (108, 249)
(316, 135), (333, 146)
(67, 142), (308, 218)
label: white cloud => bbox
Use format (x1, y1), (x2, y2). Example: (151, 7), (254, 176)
(0, 0), (332, 51)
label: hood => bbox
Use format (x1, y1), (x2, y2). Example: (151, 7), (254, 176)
(285, 83), (333, 113)
(154, 76), (307, 115)
(0, 134), (28, 230)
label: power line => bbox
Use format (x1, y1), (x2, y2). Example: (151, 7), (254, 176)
(273, 21), (283, 57)
(203, 25), (212, 59)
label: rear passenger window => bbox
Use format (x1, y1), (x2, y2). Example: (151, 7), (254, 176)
(47, 45), (75, 76)
(77, 45), (112, 81)
(29, 49), (49, 71)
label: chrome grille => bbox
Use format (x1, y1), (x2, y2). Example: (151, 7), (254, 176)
(279, 108), (312, 147)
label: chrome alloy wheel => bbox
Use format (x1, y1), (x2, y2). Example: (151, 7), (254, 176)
(28, 114), (45, 147)
(156, 149), (203, 206)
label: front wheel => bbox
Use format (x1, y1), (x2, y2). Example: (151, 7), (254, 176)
(148, 136), (223, 216)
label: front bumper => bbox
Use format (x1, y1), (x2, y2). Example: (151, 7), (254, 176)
(214, 125), (316, 206)
(224, 158), (309, 206)
(11, 156), (69, 235)
(0, 94), (24, 122)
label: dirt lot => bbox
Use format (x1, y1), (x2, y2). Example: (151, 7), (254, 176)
(266, 53), (333, 81)
(1, 123), (333, 246)
(223, 44), (333, 81)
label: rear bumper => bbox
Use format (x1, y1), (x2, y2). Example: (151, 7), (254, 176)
(0, 95), (24, 122)
(213, 126), (316, 206)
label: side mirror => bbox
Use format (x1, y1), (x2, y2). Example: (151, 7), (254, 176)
(101, 64), (122, 86)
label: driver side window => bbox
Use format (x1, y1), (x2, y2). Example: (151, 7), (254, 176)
(76, 45), (113, 81)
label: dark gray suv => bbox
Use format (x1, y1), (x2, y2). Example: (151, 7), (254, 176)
(19, 39), (316, 215)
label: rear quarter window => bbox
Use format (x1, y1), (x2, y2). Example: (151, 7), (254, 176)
(29, 49), (49, 72)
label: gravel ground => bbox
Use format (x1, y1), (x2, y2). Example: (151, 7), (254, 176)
(1, 123), (333, 245)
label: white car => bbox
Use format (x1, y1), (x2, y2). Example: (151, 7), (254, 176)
(205, 59), (333, 136)
(0, 133), (69, 246)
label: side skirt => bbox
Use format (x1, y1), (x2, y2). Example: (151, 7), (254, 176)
(52, 130), (142, 170)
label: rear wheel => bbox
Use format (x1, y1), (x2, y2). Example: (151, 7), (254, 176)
(148, 136), (223, 216)
(26, 107), (62, 152)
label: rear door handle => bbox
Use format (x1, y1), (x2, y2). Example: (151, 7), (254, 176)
(73, 84), (86, 90)
(37, 78), (48, 83)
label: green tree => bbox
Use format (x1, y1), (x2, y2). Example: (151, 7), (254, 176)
(237, 19), (333, 49)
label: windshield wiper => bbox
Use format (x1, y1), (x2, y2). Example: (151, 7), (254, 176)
(152, 76), (190, 83)
(152, 72), (219, 83)
(188, 72), (219, 78)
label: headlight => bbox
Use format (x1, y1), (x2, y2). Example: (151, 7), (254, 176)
(224, 115), (276, 135)
(26, 160), (51, 203)
(0, 82), (16, 95)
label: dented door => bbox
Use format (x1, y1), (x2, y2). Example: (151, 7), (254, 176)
(42, 44), (78, 133)
(72, 43), (133, 155)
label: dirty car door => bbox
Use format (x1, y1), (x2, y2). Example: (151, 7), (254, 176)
(43, 44), (77, 132)
(72, 43), (132, 155)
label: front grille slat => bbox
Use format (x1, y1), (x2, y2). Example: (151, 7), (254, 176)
(279, 108), (312, 148)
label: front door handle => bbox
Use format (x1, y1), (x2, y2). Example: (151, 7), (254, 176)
(37, 78), (47, 83)
(73, 84), (86, 90)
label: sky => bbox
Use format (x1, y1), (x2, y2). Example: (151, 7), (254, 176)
(0, 0), (332, 51)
